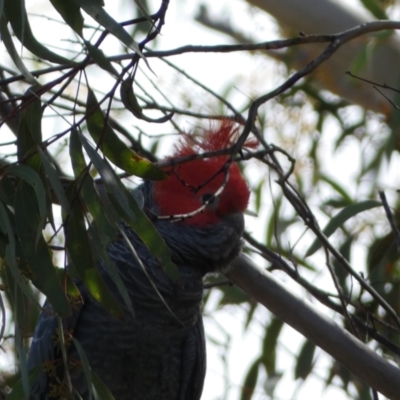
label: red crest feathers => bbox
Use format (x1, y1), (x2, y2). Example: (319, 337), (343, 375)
(173, 120), (258, 157)
(154, 120), (255, 226)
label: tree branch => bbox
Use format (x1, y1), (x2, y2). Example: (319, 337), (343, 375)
(225, 254), (400, 400)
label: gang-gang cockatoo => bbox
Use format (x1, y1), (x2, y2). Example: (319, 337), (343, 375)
(28, 121), (254, 400)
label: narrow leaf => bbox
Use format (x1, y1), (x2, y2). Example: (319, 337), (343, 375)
(320, 174), (352, 205)
(305, 200), (382, 257)
(74, 0), (145, 58)
(72, 338), (94, 400)
(240, 358), (260, 400)
(262, 317), (283, 374)
(5, 246), (40, 309)
(6, 165), (47, 244)
(0, 16), (37, 84)
(85, 89), (166, 180)
(91, 371), (115, 400)
(49, 0), (84, 35)
(14, 181), (70, 317)
(6, 365), (43, 400)
(120, 78), (174, 123)
(295, 340), (316, 380)
(84, 41), (118, 76)
(64, 184), (123, 318)
(79, 132), (178, 280)
(38, 148), (70, 214)
(69, 129), (134, 315)
(69, 128), (88, 177)
(4, 0), (72, 64)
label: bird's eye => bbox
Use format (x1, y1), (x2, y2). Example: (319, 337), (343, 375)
(201, 193), (216, 204)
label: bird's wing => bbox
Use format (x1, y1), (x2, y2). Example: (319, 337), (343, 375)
(28, 298), (83, 398)
(179, 313), (207, 400)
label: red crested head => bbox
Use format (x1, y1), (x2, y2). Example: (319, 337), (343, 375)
(153, 121), (255, 226)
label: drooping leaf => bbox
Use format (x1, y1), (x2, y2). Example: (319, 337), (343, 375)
(240, 357), (260, 400)
(16, 86), (55, 228)
(0, 15), (37, 84)
(5, 365), (43, 400)
(64, 183), (123, 318)
(4, 0), (72, 64)
(84, 41), (118, 76)
(78, 132), (178, 280)
(120, 78), (174, 123)
(332, 238), (353, 295)
(69, 128), (88, 178)
(38, 148), (70, 214)
(320, 174), (353, 205)
(91, 371), (115, 400)
(14, 181), (70, 317)
(0, 174), (16, 206)
(261, 317), (283, 375)
(49, 0), (84, 35)
(5, 245), (40, 309)
(5, 165), (47, 244)
(17, 86), (43, 161)
(69, 129), (134, 316)
(73, 0), (145, 59)
(305, 200), (382, 257)
(72, 338), (93, 400)
(359, 0), (388, 19)
(294, 339), (316, 380)
(85, 89), (167, 180)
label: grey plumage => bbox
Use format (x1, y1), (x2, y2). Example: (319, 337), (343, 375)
(28, 182), (245, 400)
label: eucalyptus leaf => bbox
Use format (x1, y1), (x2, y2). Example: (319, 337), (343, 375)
(74, 0), (145, 59)
(86, 89), (167, 180)
(306, 200), (382, 257)
(4, 0), (72, 64)
(79, 132), (178, 280)
(14, 181), (70, 317)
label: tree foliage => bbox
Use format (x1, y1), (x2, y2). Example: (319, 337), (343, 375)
(1, 0), (400, 399)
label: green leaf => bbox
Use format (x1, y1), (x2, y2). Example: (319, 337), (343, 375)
(0, 15), (37, 84)
(38, 148), (70, 214)
(17, 85), (43, 163)
(69, 128), (88, 178)
(262, 317), (283, 374)
(79, 132), (178, 280)
(91, 371), (115, 400)
(4, 0), (72, 64)
(295, 340), (316, 380)
(70, 129), (134, 316)
(120, 78), (174, 123)
(64, 183), (123, 318)
(5, 365), (43, 400)
(73, 0), (145, 58)
(71, 338), (93, 400)
(359, 0), (388, 19)
(5, 245), (40, 309)
(84, 41), (118, 76)
(6, 165), (47, 244)
(85, 89), (167, 180)
(305, 200), (382, 257)
(49, 0), (84, 35)
(0, 174), (16, 206)
(14, 181), (70, 317)
(240, 358), (260, 400)
(320, 174), (352, 205)
(332, 238), (353, 295)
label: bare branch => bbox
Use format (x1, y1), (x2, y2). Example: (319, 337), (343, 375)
(225, 254), (400, 400)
